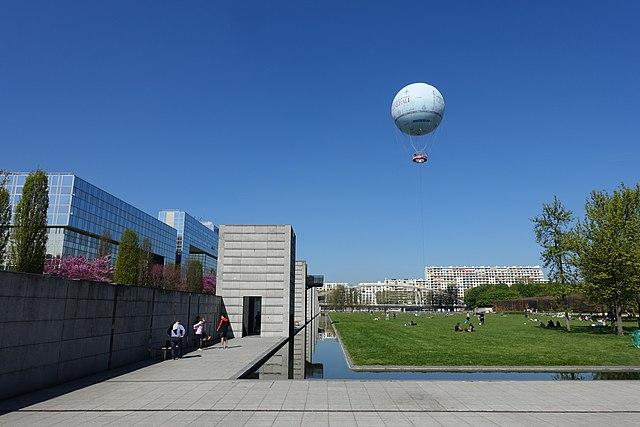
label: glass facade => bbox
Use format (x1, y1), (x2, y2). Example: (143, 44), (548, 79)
(158, 210), (219, 275)
(3, 173), (177, 263)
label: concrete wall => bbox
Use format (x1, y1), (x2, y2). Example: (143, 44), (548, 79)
(217, 225), (296, 338)
(294, 261), (307, 328)
(0, 271), (222, 400)
(305, 286), (319, 363)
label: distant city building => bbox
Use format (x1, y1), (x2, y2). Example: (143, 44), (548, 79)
(158, 210), (219, 275)
(355, 279), (430, 305)
(2, 173), (176, 264)
(425, 265), (546, 298)
(320, 282), (348, 292)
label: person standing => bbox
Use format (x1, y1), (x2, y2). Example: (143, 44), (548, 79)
(170, 320), (186, 359)
(193, 316), (205, 351)
(216, 313), (230, 349)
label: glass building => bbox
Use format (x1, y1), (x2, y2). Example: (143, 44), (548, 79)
(3, 173), (177, 264)
(158, 210), (219, 275)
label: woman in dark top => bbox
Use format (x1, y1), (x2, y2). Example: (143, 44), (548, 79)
(216, 313), (230, 349)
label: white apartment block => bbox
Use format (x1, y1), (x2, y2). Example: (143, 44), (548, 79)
(321, 282), (348, 292)
(355, 281), (386, 305)
(425, 266), (546, 298)
(354, 279), (430, 306)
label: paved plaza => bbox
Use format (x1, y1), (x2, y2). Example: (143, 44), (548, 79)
(2, 335), (640, 426)
(103, 335), (284, 382)
(2, 373), (640, 425)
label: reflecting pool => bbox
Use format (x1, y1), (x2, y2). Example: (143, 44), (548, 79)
(242, 315), (640, 381)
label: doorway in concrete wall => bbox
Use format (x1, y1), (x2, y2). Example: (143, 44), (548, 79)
(242, 296), (262, 336)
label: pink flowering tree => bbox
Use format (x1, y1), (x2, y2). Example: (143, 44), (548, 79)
(202, 275), (216, 295)
(44, 255), (113, 283)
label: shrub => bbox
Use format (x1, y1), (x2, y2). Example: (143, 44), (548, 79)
(114, 229), (140, 285)
(44, 255), (112, 282)
(203, 275), (216, 295)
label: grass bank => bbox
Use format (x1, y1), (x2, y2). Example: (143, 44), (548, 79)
(330, 312), (640, 366)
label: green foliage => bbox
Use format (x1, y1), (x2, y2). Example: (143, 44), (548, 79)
(114, 228), (140, 285)
(0, 175), (11, 268)
(532, 196), (577, 285)
(138, 237), (153, 286)
(574, 184), (640, 335)
(327, 286), (346, 310)
(326, 285), (360, 309)
(532, 196), (579, 330)
(464, 284), (521, 308)
(186, 259), (203, 293)
(376, 290), (415, 305)
(510, 282), (551, 298)
(331, 312), (640, 366)
(11, 170), (49, 273)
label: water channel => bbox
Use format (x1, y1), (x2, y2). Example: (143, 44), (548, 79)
(244, 315), (640, 381)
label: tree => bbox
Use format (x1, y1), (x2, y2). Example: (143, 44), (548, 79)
(532, 196), (577, 330)
(97, 230), (113, 258)
(11, 170), (49, 273)
(45, 255), (112, 282)
(463, 284), (520, 309)
(138, 237), (153, 286)
(328, 285), (346, 310)
(186, 259), (203, 293)
(162, 263), (185, 291)
(0, 173), (11, 268)
(203, 275), (216, 295)
(114, 228), (140, 285)
(575, 185), (640, 335)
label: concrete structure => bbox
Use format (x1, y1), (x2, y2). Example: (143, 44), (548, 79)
(158, 209), (219, 275)
(216, 225), (296, 338)
(426, 265), (547, 298)
(293, 261), (307, 328)
(0, 270), (222, 400)
(1, 172), (177, 266)
(305, 279), (320, 366)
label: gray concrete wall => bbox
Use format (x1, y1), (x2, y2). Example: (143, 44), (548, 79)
(294, 261), (307, 328)
(0, 271), (222, 400)
(292, 330), (306, 379)
(305, 286), (319, 362)
(260, 342), (291, 380)
(217, 225), (296, 338)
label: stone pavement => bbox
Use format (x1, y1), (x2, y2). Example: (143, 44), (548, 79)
(2, 379), (640, 426)
(2, 335), (640, 426)
(105, 335), (284, 382)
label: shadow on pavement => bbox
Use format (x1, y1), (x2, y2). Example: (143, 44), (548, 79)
(0, 344), (211, 414)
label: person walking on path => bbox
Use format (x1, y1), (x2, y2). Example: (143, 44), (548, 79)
(193, 316), (205, 351)
(170, 320), (186, 359)
(216, 313), (230, 349)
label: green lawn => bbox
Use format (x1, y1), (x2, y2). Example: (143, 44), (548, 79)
(330, 312), (640, 366)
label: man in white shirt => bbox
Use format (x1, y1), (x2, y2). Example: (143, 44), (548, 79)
(170, 320), (186, 360)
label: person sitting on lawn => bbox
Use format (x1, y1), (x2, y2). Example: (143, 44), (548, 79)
(555, 321), (561, 328)
(466, 323), (475, 332)
(454, 322), (463, 332)
(547, 319), (555, 328)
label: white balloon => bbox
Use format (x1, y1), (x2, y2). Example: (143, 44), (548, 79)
(391, 83), (445, 136)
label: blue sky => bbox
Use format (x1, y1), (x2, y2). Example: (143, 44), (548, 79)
(2, 1), (639, 283)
